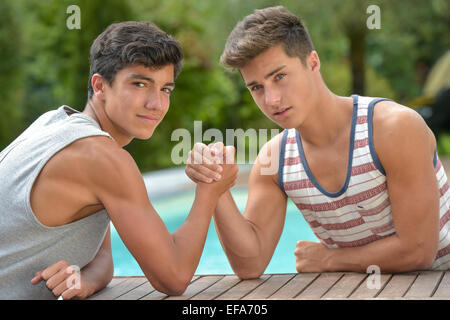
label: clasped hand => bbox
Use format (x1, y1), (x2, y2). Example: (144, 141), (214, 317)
(186, 142), (238, 190)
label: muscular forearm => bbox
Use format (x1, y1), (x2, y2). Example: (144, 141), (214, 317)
(213, 191), (266, 277)
(171, 185), (219, 283)
(325, 234), (433, 273)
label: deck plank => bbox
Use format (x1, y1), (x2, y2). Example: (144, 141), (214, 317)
(295, 272), (343, 299)
(90, 277), (147, 300)
(89, 271), (449, 300)
(376, 272), (419, 299)
(348, 274), (392, 299)
(433, 271), (450, 298)
(269, 273), (319, 299)
(404, 271), (444, 298)
(241, 274), (296, 300)
(87, 277), (126, 300)
(115, 280), (155, 300)
(322, 273), (368, 299)
(190, 275), (242, 300)
(215, 275), (270, 300)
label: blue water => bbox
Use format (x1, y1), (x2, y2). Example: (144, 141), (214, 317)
(111, 187), (318, 275)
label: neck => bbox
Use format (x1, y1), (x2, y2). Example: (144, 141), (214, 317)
(295, 85), (354, 148)
(82, 98), (133, 148)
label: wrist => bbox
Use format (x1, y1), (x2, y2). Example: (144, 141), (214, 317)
(78, 272), (99, 299)
(196, 183), (221, 201)
(323, 246), (335, 272)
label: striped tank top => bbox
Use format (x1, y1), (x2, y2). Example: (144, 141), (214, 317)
(278, 95), (450, 270)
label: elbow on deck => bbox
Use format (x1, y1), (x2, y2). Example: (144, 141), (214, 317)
(146, 270), (191, 296)
(399, 242), (437, 272)
(154, 277), (190, 296)
(236, 272), (263, 280)
(234, 265), (265, 280)
(410, 237), (438, 271)
(231, 256), (267, 280)
(414, 248), (436, 270)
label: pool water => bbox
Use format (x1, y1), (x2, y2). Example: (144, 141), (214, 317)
(111, 187), (318, 276)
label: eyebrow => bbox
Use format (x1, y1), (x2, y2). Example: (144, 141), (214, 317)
(129, 74), (175, 87)
(245, 65), (287, 88)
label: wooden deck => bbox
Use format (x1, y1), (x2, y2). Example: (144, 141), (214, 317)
(88, 271), (450, 300)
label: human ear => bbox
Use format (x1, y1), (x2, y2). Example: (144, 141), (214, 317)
(307, 51), (321, 72)
(91, 73), (106, 100)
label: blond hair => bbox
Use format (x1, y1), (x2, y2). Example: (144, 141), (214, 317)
(220, 6), (314, 69)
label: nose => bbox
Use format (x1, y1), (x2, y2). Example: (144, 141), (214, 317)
(145, 90), (164, 111)
(264, 87), (281, 108)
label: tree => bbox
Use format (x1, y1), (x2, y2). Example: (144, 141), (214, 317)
(0, 0), (24, 149)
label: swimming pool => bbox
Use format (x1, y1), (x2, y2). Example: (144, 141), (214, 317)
(111, 187), (318, 276)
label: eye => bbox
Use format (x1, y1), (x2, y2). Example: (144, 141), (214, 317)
(133, 82), (146, 88)
(275, 73), (286, 81)
(251, 84), (263, 92)
(162, 87), (173, 94)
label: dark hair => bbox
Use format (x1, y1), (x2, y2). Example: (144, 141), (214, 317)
(88, 21), (183, 100)
(220, 6), (314, 69)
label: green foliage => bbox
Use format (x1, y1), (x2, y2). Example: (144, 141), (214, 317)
(0, 0), (25, 147)
(1, 0), (449, 170)
(17, 0), (134, 123)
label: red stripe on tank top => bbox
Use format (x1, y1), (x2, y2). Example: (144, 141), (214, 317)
(295, 183), (387, 212)
(356, 115), (368, 124)
(436, 243), (450, 259)
(440, 208), (450, 230)
(284, 178), (315, 190)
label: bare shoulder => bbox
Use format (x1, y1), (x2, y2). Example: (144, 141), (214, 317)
(373, 100), (428, 130)
(372, 100), (436, 167)
(30, 135), (143, 226)
(80, 136), (136, 172)
(251, 131), (285, 185)
(35, 135), (132, 186)
(75, 136), (144, 195)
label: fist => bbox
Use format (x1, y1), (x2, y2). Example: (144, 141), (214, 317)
(294, 241), (330, 273)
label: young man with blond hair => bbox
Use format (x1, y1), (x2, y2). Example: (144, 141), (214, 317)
(186, 6), (450, 277)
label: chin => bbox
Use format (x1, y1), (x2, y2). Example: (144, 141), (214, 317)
(135, 130), (155, 140)
(270, 118), (293, 129)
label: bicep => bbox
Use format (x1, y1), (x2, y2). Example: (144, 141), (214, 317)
(376, 108), (440, 250)
(244, 151), (288, 258)
(89, 149), (176, 277)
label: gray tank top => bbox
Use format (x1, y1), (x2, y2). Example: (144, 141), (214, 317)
(0, 105), (112, 299)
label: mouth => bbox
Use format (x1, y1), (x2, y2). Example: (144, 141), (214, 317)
(137, 114), (160, 124)
(273, 106), (292, 119)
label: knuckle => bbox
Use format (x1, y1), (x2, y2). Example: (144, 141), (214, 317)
(58, 260), (68, 267)
(46, 280), (54, 289)
(41, 271), (50, 280)
(194, 142), (205, 150)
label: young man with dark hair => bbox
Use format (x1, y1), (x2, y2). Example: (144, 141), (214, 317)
(186, 6), (450, 278)
(0, 21), (237, 299)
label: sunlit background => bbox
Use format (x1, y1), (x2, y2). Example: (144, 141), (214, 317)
(1, 0), (449, 275)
